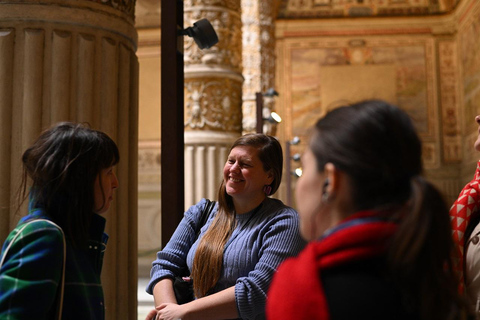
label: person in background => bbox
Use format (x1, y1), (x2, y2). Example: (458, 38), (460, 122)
(146, 133), (305, 320)
(0, 122), (119, 319)
(450, 115), (480, 318)
(267, 100), (471, 320)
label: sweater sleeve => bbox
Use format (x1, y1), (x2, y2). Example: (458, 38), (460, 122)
(146, 198), (212, 294)
(0, 220), (64, 319)
(234, 206), (306, 320)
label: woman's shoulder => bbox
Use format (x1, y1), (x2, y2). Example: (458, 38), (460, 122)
(1, 217), (64, 269)
(182, 198), (218, 230)
(8, 217), (63, 245)
(186, 198), (216, 212)
(184, 198), (217, 217)
(262, 198), (299, 219)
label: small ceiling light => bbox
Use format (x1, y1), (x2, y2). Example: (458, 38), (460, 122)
(293, 167), (303, 177)
(264, 112), (282, 124)
(263, 88), (279, 97)
(292, 153), (301, 162)
(290, 136), (300, 145)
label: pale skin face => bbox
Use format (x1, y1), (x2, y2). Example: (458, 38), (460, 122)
(223, 145), (274, 213)
(474, 115), (480, 152)
(295, 147), (353, 241)
(295, 148), (331, 241)
(93, 166), (119, 214)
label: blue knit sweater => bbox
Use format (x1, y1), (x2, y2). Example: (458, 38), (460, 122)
(147, 197), (305, 320)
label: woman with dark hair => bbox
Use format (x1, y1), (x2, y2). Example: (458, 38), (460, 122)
(146, 133), (305, 320)
(0, 122), (119, 319)
(267, 100), (471, 320)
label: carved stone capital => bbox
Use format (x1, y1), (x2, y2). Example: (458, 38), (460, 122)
(184, 0), (241, 12)
(93, 0), (136, 17)
(6, 0), (136, 20)
(184, 77), (243, 133)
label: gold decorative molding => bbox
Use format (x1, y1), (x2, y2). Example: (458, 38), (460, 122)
(184, 0), (241, 12)
(439, 40), (462, 163)
(94, 0), (136, 17)
(277, 0), (460, 19)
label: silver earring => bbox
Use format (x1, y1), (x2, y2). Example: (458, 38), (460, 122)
(322, 192), (330, 202)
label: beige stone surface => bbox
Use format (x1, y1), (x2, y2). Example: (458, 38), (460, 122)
(0, 0), (139, 319)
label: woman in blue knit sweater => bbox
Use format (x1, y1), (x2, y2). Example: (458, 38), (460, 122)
(146, 133), (305, 320)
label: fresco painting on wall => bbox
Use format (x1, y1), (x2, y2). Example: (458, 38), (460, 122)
(290, 43), (429, 139)
(461, 9), (480, 141)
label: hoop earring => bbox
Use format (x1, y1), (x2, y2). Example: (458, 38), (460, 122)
(263, 185), (272, 196)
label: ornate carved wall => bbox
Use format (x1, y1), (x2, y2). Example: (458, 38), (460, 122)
(458, 0), (480, 178)
(278, 0), (460, 18)
(275, 0), (480, 206)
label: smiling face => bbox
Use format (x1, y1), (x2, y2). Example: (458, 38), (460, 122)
(223, 145), (273, 206)
(93, 166), (119, 214)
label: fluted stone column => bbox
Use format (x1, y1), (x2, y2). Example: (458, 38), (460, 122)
(0, 1), (138, 319)
(183, 0), (243, 208)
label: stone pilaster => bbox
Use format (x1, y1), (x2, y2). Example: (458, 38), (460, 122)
(184, 0), (243, 208)
(0, 1), (138, 319)
(241, 0), (277, 133)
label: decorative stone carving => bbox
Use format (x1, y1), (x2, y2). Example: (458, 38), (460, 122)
(241, 0), (277, 133)
(185, 0), (241, 11)
(135, 0), (160, 28)
(439, 40), (461, 163)
(183, 0), (242, 209)
(184, 0), (243, 135)
(184, 9), (242, 73)
(277, 0), (460, 18)
(88, 0), (136, 18)
(184, 78), (243, 132)
(422, 142), (439, 169)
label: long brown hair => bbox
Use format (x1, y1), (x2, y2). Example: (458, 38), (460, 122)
(310, 100), (469, 320)
(191, 133), (283, 297)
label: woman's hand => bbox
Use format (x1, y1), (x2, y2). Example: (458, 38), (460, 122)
(155, 303), (186, 320)
(145, 304), (185, 320)
(145, 308), (159, 320)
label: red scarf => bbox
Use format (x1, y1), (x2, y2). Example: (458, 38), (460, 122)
(266, 211), (398, 320)
(449, 161), (480, 292)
